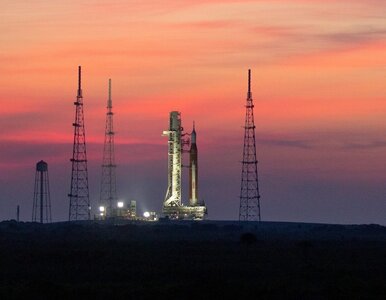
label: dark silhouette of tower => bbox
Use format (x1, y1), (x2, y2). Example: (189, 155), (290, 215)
(99, 79), (117, 217)
(32, 160), (52, 223)
(68, 66), (90, 221)
(239, 69), (261, 221)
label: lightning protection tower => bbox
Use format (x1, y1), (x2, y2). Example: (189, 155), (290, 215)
(32, 160), (52, 223)
(68, 66), (90, 221)
(239, 69), (261, 221)
(99, 79), (117, 217)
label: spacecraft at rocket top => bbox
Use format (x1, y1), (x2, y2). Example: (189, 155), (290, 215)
(189, 122), (199, 207)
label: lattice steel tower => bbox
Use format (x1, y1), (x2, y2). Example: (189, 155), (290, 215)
(68, 66), (90, 221)
(239, 69), (261, 221)
(32, 160), (52, 223)
(99, 79), (117, 217)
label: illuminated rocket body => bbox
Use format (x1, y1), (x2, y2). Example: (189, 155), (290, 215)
(162, 112), (207, 219)
(189, 124), (199, 206)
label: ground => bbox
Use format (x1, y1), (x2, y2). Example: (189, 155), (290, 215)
(0, 220), (385, 299)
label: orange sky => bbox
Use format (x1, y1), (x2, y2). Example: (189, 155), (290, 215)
(1, 0), (386, 223)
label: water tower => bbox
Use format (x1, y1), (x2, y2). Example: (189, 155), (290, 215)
(32, 160), (52, 223)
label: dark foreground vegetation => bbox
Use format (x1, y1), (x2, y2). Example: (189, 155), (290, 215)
(0, 220), (385, 299)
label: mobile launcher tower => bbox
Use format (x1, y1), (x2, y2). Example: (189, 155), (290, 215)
(162, 111), (207, 220)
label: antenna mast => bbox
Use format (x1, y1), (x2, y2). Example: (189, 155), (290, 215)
(239, 69), (261, 221)
(68, 66), (90, 221)
(100, 79), (117, 217)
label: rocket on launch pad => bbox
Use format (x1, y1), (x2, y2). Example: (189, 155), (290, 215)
(162, 111), (207, 220)
(189, 122), (199, 207)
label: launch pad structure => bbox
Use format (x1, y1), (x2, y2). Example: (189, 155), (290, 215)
(162, 111), (207, 220)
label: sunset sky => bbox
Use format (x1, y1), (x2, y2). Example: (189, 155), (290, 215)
(1, 0), (386, 224)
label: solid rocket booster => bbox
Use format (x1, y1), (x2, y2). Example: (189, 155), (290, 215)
(189, 123), (199, 206)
